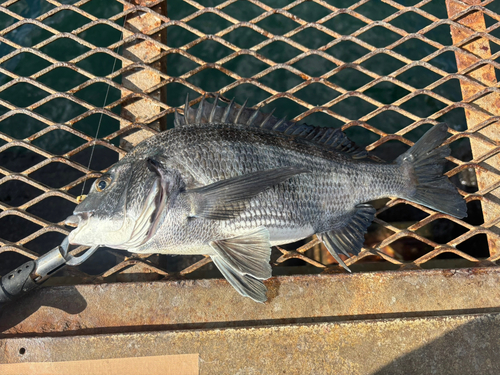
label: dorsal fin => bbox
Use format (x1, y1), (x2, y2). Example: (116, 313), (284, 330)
(178, 95), (368, 159)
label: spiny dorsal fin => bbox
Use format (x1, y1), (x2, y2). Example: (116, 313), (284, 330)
(178, 94), (368, 159)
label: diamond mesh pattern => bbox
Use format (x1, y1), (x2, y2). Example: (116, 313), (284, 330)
(0, 0), (499, 282)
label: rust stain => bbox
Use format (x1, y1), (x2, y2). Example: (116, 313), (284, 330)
(2, 267), (500, 336)
(125, 40), (162, 63)
(130, 0), (161, 8)
(121, 0), (167, 152)
(446, 0), (500, 255)
(0, 0), (498, 324)
(3, 314), (499, 373)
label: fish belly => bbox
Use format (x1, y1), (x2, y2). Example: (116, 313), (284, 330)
(268, 225), (315, 246)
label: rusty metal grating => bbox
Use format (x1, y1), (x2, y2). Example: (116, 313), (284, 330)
(0, 0), (499, 284)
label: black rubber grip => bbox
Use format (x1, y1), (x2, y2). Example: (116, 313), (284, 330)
(0, 260), (38, 305)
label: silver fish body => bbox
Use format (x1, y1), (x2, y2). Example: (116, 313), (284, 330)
(67, 97), (467, 302)
(128, 124), (404, 250)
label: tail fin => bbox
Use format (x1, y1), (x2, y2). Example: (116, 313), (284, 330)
(396, 123), (467, 219)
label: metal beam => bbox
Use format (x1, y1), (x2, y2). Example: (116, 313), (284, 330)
(120, 0), (167, 152)
(1, 312), (500, 374)
(1, 267), (499, 337)
(446, 0), (500, 255)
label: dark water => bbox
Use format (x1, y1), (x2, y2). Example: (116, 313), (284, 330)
(0, 0), (471, 147)
(0, 0), (491, 273)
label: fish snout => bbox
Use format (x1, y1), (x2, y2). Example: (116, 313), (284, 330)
(65, 212), (92, 227)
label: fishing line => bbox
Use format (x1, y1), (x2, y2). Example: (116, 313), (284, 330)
(80, 14), (127, 196)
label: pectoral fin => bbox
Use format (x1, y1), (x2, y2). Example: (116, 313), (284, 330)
(318, 204), (376, 272)
(209, 227), (272, 302)
(188, 167), (309, 220)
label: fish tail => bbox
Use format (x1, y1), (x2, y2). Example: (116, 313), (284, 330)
(396, 123), (467, 219)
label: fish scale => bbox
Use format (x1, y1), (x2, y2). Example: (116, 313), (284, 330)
(67, 97), (467, 302)
(134, 124), (405, 243)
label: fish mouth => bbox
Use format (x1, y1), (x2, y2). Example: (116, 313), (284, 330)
(65, 213), (93, 245)
(65, 212), (91, 227)
(64, 179), (162, 249)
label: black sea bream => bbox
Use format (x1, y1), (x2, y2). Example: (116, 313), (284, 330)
(66, 97), (467, 302)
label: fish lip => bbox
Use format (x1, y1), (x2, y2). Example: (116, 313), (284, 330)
(66, 212), (94, 245)
(65, 212), (92, 226)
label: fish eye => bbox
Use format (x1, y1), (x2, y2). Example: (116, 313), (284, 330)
(95, 176), (111, 192)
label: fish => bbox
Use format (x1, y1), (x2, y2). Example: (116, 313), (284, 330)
(65, 96), (467, 302)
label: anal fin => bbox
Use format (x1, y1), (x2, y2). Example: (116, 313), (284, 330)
(209, 227), (272, 302)
(318, 204), (376, 272)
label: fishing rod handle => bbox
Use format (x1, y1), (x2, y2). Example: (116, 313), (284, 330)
(0, 260), (38, 310)
(0, 245), (68, 311)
